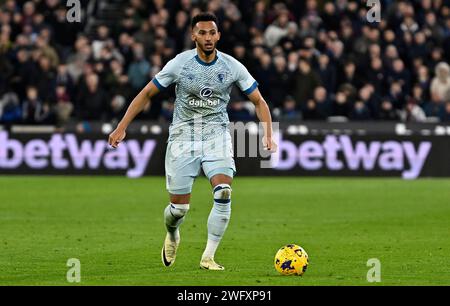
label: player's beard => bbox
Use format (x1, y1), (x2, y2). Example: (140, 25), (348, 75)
(201, 42), (216, 56)
(203, 48), (214, 56)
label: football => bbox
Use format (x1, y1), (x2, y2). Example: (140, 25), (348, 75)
(274, 244), (309, 276)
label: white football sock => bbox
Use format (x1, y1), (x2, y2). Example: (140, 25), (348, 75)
(164, 203), (189, 242)
(202, 184), (232, 259)
(202, 239), (220, 260)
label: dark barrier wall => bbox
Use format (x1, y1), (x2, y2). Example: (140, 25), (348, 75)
(0, 131), (449, 178)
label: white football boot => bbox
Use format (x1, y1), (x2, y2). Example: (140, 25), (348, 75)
(200, 257), (225, 270)
(161, 231), (180, 267)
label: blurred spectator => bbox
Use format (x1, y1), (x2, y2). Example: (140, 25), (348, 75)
(316, 54), (336, 93)
(378, 98), (399, 121)
(286, 51), (299, 73)
(303, 99), (319, 120)
(56, 64), (75, 98)
(232, 43), (249, 69)
(118, 33), (135, 68)
(352, 25), (373, 61)
(35, 35), (59, 68)
(401, 100), (427, 122)
(428, 47), (445, 71)
(92, 25), (110, 59)
(303, 0), (321, 29)
(400, 14), (419, 35)
(357, 84), (378, 118)
(10, 49), (38, 99)
(105, 59), (132, 101)
(293, 59), (321, 108)
(264, 10), (290, 48)
(350, 100), (371, 120)
(66, 35), (92, 83)
(338, 60), (360, 89)
(127, 43), (150, 94)
(0, 26), (13, 54)
(306, 86), (331, 120)
(279, 95), (301, 121)
(388, 58), (411, 93)
(170, 11), (189, 53)
(423, 11), (445, 44)
(22, 1), (36, 26)
(298, 17), (317, 40)
(366, 57), (386, 95)
(22, 86), (50, 124)
(441, 101), (450, 122)
(278, 21), (301, 53)
(341, 21), (356, 54)
(160, 100), (174, 122)
(254, 52), (272, 98)
(383, 44), (400, 69)
(269, 55), (290, 108)
(134, 21), (154, 56)
(76, 73), (107, 120)
(416, 65), (431, 98)
(0, 53), (14, 95)
(109, 94), (127, 122)
(424, 98), (445, 119)
(0, 92), (21, 123)
(221, 3), (249, 52)
(410, 84), (429, 109)
(332, 90), (351, 118)
(409, 31), (428, 61)
(430, 62), (450, 103)
(228, 101), (254, 122)
(321, 2), (339, 31)
(298, 36), (318, 61)
(54, 84), (73, 128)
(35, 55), (56, 103)
(51, 5), (82, 60)
(388, 81), (406, 110)
(251, 0), (267, 32)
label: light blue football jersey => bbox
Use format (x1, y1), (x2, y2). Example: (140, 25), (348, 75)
(153, 49), (258, 141)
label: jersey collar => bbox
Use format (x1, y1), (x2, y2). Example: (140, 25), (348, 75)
(195, 50), (219, 66)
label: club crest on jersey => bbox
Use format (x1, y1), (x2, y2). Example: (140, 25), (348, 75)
(200, 87), (213, 98)
(217, 73), (226, 83)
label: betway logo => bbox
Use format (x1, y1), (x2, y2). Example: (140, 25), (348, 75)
(270, 134), (432, 179)
(0, 132), (155, 177)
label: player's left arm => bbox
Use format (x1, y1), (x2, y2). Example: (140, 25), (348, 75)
(247, 88), (277, 152)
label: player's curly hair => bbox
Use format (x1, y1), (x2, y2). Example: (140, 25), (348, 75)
(191, 12), (218, 29)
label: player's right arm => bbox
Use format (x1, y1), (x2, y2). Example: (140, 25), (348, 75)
(108, 81), (160, 148)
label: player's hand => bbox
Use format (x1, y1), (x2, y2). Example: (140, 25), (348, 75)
(108, 127), (126, 148)
(262, 135), (278, 153)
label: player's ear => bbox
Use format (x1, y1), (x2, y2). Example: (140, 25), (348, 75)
(217, 31), (221, 41)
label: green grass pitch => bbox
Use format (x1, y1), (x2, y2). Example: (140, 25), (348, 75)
(1, 176), (449, 286)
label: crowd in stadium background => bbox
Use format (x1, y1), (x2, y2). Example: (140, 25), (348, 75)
(0, 0), (450, 129)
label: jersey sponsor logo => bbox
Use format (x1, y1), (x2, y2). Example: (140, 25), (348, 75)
(200, 87), (213, 98)
(188, 98), (220, 107)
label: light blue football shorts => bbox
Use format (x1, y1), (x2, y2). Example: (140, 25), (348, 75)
(165, 132), (236, 195)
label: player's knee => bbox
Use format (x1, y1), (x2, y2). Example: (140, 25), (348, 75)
(169, 203), (190, 219)
(213, 184), (232, 203)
